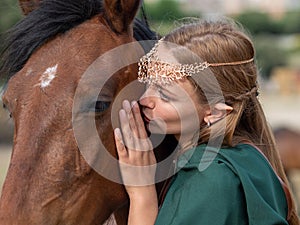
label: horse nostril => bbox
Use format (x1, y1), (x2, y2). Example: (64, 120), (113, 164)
(2, 103), (12, 118)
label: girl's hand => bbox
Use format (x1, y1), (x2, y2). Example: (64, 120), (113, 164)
(114, 100), (158, 225)
(114, 100), (157, 197)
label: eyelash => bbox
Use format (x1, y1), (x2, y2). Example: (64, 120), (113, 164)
(158, 89), (170, 101)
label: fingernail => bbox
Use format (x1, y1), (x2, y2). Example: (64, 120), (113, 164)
(114, 128), (121, 138)
(131, 100), (137, 108)
(119, 109), (126, 118)
(122, 100), (131, 113)
(114, 128), (123, 144)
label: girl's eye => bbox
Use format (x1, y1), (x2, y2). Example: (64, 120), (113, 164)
(158, 89), (170, 101)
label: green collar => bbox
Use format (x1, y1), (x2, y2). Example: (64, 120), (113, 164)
(176, 144), (243, 171)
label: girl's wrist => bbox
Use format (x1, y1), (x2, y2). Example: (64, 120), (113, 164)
(127, 185), (158, 203)
(128, 193), (158, 225)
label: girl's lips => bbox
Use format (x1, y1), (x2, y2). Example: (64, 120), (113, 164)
(143, 114), (151, 123)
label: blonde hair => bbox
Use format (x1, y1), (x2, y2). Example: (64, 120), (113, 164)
(164, 19), (299, 225)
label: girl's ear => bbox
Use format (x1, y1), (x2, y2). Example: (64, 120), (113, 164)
(204, 103), (233, 125)
(19, 0), (41, 15)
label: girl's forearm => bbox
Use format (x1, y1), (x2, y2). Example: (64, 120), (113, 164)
(127, 186), (158, 225)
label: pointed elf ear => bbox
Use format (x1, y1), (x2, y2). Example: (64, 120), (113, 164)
(19, 0), (41, 15)
(204, 103), (233, 125)
(104, 0), (141, 33)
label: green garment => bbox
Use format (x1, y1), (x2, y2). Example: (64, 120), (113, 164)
(155, 144), (288, 225)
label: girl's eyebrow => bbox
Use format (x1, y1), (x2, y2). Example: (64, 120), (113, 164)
(154, 84), (177, 96)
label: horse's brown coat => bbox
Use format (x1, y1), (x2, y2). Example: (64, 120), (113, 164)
(0, 0), (145, 224)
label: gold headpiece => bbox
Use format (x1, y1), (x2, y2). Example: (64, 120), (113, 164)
(138, 39), (254, 85)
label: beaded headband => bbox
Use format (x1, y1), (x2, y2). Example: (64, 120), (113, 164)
(138, 40), (254, 85)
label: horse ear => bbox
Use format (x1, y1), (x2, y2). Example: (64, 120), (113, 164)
(104, 0), (141, 33)
(19, 0), (41, 15)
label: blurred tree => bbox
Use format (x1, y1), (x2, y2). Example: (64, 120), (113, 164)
(0, 0), (22, 33)
(235, 10), (300, 35)
(235, 11), (278, 34)
(143, 0), (187, 22)
(279, 11), (300, 34)
(235, 10), (300, 78)
(254, 36), (288, 79)
(0, 0), (22, 89)
(0, 0), (22, 51)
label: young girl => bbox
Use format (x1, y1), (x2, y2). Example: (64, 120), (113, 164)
(114, 20), (300, 225)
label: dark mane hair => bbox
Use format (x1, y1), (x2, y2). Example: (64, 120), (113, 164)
(0, 0), (157, 90)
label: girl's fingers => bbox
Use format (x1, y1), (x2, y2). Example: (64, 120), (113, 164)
(116, 102), (156, 187)
(131, 101), (148, 139)
(122, 100), (139, 138)
(119, 100), (153, 154)
(119, 109), (135, 150)
(114, 128), (127, 158)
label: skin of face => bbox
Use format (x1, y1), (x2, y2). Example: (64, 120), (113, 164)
(139, 79), (205, 143)
(138, 43), (210, 147)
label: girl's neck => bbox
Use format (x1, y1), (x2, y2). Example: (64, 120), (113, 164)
(174, 132), (199, 153)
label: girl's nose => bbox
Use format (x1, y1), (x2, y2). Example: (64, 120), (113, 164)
(139, 86), (156, 109)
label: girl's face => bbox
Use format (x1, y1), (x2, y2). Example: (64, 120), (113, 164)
(139, 79), (206, 141)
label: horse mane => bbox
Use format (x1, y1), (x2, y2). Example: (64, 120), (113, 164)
(0, 0), (157, 91)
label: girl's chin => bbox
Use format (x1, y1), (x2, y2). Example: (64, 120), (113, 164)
(146, 122), (167, 135)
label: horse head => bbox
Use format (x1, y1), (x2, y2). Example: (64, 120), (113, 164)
(0, 0), (158, 224)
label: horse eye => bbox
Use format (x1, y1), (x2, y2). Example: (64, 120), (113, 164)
(94, 101), (111, 113)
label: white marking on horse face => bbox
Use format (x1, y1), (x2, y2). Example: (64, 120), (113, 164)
(39, 64), (58, 88)
(103, 213), (117, 225)
(25, 68), (33, 76)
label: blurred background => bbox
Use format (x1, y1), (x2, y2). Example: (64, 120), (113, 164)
(0, 0), (300, 210)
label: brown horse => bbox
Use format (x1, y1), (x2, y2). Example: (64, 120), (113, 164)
(274, 127), (300, 171)
(274, 127), (300, 210)
(0, 0), (171, 224)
